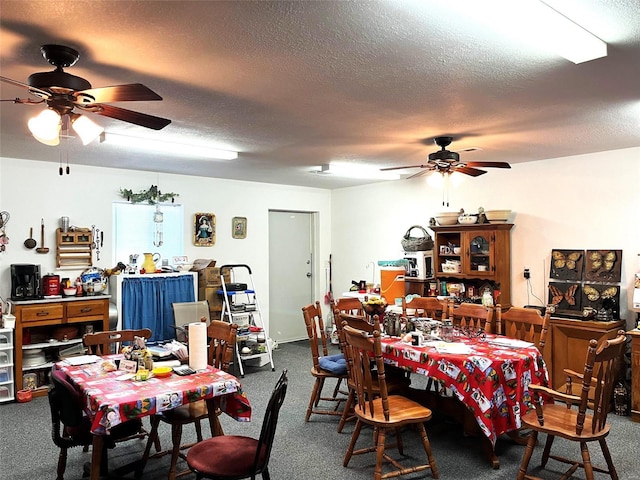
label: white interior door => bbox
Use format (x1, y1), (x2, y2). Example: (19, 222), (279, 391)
(269, 210), (314, 343)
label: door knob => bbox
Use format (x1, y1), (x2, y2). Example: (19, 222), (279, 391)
(306, 272), (312, 278)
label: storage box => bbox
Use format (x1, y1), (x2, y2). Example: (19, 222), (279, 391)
(198, 286), (224, 312)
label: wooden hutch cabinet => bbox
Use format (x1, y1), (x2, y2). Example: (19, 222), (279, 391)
(13, 296), (109, 398)
(628, 329), (640, 422)
(433, 223), (513, 309)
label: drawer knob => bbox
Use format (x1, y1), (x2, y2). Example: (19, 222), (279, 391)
(80, 307), (92, 313)
(36, 311), (49, 316)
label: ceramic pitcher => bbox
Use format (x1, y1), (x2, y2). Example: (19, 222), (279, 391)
(141, 252), (161, 273)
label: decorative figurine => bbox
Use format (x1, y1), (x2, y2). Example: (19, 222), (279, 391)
(477, 207), (488, 224)
(429, 217), (436, 227)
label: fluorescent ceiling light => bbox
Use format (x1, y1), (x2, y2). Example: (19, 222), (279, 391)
(102, 132), (238, 160)
(313, 163), (400, 181)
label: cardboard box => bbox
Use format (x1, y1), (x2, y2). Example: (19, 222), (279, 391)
(199, 286), (224, 312)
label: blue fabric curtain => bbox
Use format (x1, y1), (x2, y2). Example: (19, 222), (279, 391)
(122, 275), (195, 342)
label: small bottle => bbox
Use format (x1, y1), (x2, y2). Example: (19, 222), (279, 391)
(75, 277), (83, 296)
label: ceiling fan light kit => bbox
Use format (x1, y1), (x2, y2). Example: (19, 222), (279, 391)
(1, 44), (171, 149)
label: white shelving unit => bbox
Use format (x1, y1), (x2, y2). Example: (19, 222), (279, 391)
(0, 328), (15, 403)
(219, 264), (275, 377)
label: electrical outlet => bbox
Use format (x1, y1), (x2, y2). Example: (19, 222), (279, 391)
(523, 268), (530, 279)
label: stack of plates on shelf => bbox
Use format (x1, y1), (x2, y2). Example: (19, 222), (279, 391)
(23, 349), (47, 367)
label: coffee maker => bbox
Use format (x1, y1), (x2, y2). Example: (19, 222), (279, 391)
(10, 264), (42, 300)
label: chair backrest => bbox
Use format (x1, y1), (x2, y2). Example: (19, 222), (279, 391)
(342, 321), (389, 421)
(172, 301), (211, 342)
(207, 320), (237, 371)
(253, 369), (288, 474)
(331, 297), (364, 316)
(448, 302), (497, 334)
(83, 328), (153, 355)
(301, 301), (329, 369)
(50, 367), (86, 428)
(576, 331), (626, 436)
(501, 306), (551, 350)
(402, 296), (447, 320)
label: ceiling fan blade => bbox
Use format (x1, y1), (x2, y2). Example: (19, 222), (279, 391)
(465, 161), (511, 169)
(73, 83), (163, 104)
(380, 164), (428, 171)
(454, 166), (487, 177)
(91, 104), (171, 130)
(0, 75), (51, 98)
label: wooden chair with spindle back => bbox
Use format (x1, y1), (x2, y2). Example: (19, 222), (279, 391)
(501, 306), (551, 350)
(448, 301), (499, 334)
(517, 331), (627, 480)
(342, 319), (439, 480)
(402, 296), (448, 320)
(331, 297), (365, 317)
(83, 328), (153, 356)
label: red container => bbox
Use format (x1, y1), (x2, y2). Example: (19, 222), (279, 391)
(42, 274), (60, 296)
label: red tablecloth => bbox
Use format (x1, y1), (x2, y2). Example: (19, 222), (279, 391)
(57, 356), (251, 435)
(380, 334), (549, 446)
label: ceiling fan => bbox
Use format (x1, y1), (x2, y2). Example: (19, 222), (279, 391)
(0, 44), (171, 146)
(381, 136), (511, 178)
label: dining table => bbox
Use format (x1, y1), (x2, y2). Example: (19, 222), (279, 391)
(55, 355), (252, 480)
(379, 332), (550, 468)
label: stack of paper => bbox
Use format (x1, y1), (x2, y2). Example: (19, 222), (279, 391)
(487, 338), (534, 348)
(433, 342), (472, 355)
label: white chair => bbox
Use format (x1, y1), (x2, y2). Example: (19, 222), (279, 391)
(171, 301), (210, 342)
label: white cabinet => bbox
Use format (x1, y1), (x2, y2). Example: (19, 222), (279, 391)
(0, 329), (15, 403)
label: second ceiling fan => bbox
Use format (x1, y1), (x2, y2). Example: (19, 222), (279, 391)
(382, 136), (511, 178)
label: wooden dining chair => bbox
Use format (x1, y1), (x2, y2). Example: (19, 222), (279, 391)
(517, 330), (627, 480)
(447, 302), (498, 334)
(143, 320), (238, 480)
(402, 296), (447, 320)
(334, 312), (410, 433)
(83, 328), (152, 356)
(500, 306), (551, 350)
(342, 321), (439, 480)
(186, 370), (288, 480)
(331, 297), (365, 316)
(301, 301), (347, 422)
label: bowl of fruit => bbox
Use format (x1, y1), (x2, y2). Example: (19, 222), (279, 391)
(362, 297), (388, 316)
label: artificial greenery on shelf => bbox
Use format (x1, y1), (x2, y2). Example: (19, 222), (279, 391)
(120, 185), (178, 204)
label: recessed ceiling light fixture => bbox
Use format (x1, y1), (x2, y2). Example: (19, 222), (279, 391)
(313, 163), (400, 181)
(101, 132), (238, 160)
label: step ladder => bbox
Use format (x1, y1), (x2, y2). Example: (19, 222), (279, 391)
(219, 264), (275, 377)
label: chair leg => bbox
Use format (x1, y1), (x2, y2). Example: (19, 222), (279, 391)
(262, 466), (271, 480)
(314, 378), (326, 406)
(580, 441), (596, 480)
(599, 438), (619, 480)
(517, 430), (538, 480)
(337, 389), (355, 433)
(417, 423), (439, 479)
(169, 423), (184, 480)
(374, 427), (387, 480)
(56, 447), (68, 480)
(332, 377), (342, 398)
(343, 419), (363, 466)
(142, 415), (161, 465)
(395, 427), (404, 455)
(541, 433), (555, 467)
(195, 418), (203, 442)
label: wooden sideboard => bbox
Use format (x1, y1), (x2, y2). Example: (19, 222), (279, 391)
(13, 296), (110, 397)
(628, 329), (640, 422)
(546, 316), (626, 390)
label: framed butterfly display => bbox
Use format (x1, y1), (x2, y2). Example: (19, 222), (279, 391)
(549, 249), (584, 281)
(581, 284), (620, 311)
(584, 250), (622, 282)
(548, 282), (581, 312)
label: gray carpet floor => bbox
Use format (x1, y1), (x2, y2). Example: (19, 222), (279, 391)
(1, 339), (638, 480)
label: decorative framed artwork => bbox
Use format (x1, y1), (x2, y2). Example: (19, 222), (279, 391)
(232, 216), (247, 239)
(584, 250), (622, 282)
(549, 249), (584, 281)
(194, 213), (216, 246)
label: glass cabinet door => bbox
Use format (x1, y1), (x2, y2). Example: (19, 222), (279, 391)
(465, 232), (493, 274)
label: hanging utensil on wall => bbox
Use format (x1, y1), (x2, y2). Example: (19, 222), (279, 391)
(24, 228), (36, 249)
(0, 211), (10, 252)
(92, 225), (101, 261)
(36, 218), (49, 254)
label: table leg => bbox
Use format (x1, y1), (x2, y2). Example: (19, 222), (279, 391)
(90, 435), (103, 480)
(206, 398), (224, 437)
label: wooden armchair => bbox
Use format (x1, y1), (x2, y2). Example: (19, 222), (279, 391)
(342, 322), (439, 480)
(142, 320), (237, 480)
(402, 296), (447, 320)
(331, 297), (365, 317)
(517, 330), (627, 480)
(83, 328), (152, 356)
(301, 301), (347, 422)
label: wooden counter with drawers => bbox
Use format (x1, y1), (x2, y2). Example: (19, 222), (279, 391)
(12, 295), (110, 397)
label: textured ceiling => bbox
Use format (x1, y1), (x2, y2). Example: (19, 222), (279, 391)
(1, 0), (640, 189)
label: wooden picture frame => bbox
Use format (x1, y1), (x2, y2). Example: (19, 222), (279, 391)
(194, 212), (216, 246)
(232, 216), (247, 239)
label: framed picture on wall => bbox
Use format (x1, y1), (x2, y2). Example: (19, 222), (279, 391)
(194, 212), (216, 246)
(232, 216), (247, 239)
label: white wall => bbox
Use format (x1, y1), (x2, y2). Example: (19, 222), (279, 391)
(0, 158), (332, 331)
(331, 148), (640, 328)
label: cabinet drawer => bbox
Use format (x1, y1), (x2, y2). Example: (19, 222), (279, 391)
(67, 300), (106, 318)
(20, 304), (64, 323)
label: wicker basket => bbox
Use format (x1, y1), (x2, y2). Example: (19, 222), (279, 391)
(401, 225), (434, 252)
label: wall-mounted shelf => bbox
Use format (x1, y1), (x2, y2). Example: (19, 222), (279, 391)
(56, 228), (93, 268)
